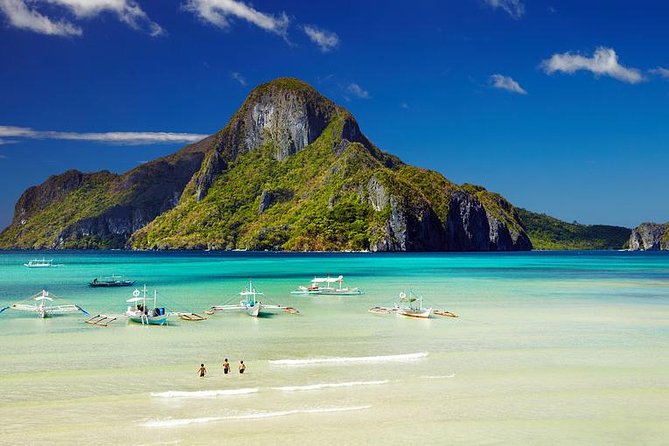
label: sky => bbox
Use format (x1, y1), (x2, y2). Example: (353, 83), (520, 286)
(1, 0), (668, 229)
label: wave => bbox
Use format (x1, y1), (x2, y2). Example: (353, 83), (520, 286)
(420, 374), (456, 379)
(269, 352), (428, 366)
(151, 388), (259, 399)
(142, 405), (371, 428)
(273, 380), (389, 392)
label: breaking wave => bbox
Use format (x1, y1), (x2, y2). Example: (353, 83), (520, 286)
(142, 405), (371, 428)
(269, 352), (428, 366)
(151, 388), (259, 399)
(273, 380), (389, 392)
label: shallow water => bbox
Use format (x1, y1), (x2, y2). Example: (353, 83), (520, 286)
(0, 251), (668, 445)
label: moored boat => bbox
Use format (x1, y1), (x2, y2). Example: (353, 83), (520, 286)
(208, 280), (297, 318)
(125, 286), (168, 325)
(89, 275), (135, 287)
(24, 258), (60, 268)
(0, 290), (88, 319)
(292, 275), (363, 296)
(395, 290), (432, 319)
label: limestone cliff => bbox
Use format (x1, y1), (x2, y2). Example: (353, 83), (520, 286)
(628, 223), (669, 251)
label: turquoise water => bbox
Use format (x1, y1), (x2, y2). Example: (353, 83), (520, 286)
(0, 251), (668, 445)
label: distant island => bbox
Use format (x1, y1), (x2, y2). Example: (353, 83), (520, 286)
(0, 77), (659, 252)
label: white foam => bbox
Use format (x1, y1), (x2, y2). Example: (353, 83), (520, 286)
(420, 374), (456, 379)
(151, 388), (259, 399)
(274, 380), (389, 392)
(142, 405), (371, 428)
(269, 352), (428, 366)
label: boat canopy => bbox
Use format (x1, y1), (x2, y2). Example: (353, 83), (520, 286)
(311, 275), (344, 283)
(126, 297), (144, 303)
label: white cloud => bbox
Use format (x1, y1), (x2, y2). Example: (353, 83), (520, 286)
(649, 67), (669, 79)
(346, 83), (370, 99)
(0, 0), (81, 36)
(303, 25), (339, 52)
(230, 71), (247, 86)
(485, 0), (525, 19)
(0, 126), (208, 145)
(48, 0), (164, 36)
(541, 47), (644, 84)
(0, 0), (163, 36)
(490, 74), (527, 94)
(184, 0), (289, 37)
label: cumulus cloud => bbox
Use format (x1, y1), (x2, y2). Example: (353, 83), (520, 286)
(485, 0), (525, 19)
(230, 71), (247, 86)
(649, 67), (669, 79)
(303, 25), (339, 52)
(0, 0), (163, 36)
(184, 0), (289, 37)
(541, 47), (644, 84)
(346, 83), (370, 99)
(490, 74), (527, 94)
(0, 126), (208, 145)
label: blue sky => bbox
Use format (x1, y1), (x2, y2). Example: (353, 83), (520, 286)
(1, 0), (668, 229)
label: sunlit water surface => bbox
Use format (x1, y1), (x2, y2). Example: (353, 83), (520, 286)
(0, 251), (667, 445)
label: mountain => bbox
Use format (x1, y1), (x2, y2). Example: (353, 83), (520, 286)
(0, 78), (531, 252)
(628, 222), (669, 251)
(516, 209), (631, 250)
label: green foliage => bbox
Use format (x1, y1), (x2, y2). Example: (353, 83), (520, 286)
(0, 79), (534, 252)
(517, 208), (631, 250)
(0, 173), (126, 249)
(132, 117), (392, 251)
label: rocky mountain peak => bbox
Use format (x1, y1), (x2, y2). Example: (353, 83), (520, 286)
(193, 77), (369, 201)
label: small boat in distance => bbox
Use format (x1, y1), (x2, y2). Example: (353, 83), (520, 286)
(126, 286), (168, 325)
(0, 290), (88, 319)
(291, 275), (363, 296)
(208, 280), (298, 318)
(24, 258), (61, 268)
(395, 290), (432, 319)
(89, 275), (135, 287)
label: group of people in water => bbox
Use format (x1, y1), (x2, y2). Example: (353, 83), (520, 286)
(198, 358), (246, 377)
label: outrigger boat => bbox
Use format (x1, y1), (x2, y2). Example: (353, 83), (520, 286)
(24, 258), (61, 268)
(0, 290), (88, 318)
(125, 286), (168, 325)
(369, 290), (458, 319)
(291, 275), (363, 296)
(395, 290), (432, 319)
(207, 280), (299, 318)
(89, 275), (135, 287)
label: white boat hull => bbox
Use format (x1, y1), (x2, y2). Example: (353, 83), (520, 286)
(397, 307), (432, 319)
(248, 304), (261, 317)
(127, 314), (168, 325)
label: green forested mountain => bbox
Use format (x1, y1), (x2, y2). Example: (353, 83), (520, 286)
(0, 78), (532, 251)
(516, 209), (631, 250)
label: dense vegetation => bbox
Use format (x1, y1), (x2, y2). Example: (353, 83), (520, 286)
(517, 208), (631, 250)
(132, 116), (446, 250)
(0, 77), (531, 251)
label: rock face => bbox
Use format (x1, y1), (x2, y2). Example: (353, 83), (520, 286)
(628, 223), (668, 251)
(0, 77), (532, 251)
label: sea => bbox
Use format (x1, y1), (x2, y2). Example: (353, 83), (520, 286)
(0, 250), (667, 445)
